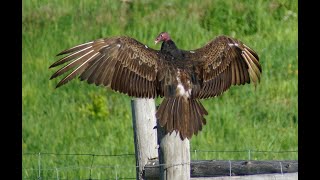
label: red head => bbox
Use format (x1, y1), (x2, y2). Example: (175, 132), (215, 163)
(155, 32), (171, 44)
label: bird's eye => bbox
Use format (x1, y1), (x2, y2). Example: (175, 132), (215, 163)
(160, 34), (163, 37)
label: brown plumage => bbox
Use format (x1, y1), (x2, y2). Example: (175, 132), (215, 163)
(49, 32), (262, 140)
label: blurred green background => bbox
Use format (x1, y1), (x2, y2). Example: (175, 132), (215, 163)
(22, 0), (297, 179)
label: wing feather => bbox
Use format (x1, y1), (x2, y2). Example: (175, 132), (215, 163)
(56, 41), (94, 56)
(235, 55), (244, 85)
(110, 60), (122, 90)
(49, 46), (93, 68)
(55, 52), (100, 88)
(185, 35), (261, 99)
(79, 54), (105, 83)
(49, 36), (162, 98)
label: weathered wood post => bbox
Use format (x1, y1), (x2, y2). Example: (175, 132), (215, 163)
(131, 98), (158, 180)
(157, 125), (190, 180)
(144, 160), (299, 178)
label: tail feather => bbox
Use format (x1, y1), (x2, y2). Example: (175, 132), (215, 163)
(174, 97), (183, 137)
(194, 99), (208, 125)
(187, 100), (194, 138)
(180, 97), (190, 138)
(190, 99), (201, 135)
(157, 98), (170, 126)
(165, 99), (174, 133)
(156, 97), (207, 140)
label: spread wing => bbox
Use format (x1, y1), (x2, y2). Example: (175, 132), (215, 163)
(49, 36), (161, 98)
(186, 35), (262, 99)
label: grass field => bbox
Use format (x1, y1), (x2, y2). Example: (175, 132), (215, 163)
(22, 0), (298, 179)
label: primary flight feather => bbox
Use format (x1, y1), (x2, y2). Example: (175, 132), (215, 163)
(49, 32), (262, 140)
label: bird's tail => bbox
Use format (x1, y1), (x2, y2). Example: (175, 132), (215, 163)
(156, 97), (208, 140)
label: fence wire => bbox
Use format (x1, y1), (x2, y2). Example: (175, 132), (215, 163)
(23, 149), (297, 180)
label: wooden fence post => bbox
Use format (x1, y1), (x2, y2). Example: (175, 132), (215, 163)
(157, 125), (190, 180)
(131, 98), (158, 180)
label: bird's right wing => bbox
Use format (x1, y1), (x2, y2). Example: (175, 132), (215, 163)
(49, 36), (162, 98)
(185, 35), (262, 99)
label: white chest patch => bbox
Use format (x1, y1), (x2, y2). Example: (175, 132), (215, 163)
(177, 83), (186, 95)
(176, 69), (191, 98)
(117, 44), (121, 47)
(176, 83), (191, 98)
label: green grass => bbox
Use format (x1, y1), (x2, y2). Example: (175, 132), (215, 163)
(23, 0), (298, 179)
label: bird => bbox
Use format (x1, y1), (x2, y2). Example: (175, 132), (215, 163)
(49, 32), (262, 140)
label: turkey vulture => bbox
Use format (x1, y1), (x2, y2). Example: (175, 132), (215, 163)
(49, 32), (262, 140)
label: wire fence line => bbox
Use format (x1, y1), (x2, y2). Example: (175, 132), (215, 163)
(23, 152), (136, 156)
(23, 149), (297, 180)
(23, 149), (297, 156)
(191, 149), (298, 160)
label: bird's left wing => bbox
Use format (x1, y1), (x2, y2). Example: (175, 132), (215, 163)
(49, 36), (161, 98)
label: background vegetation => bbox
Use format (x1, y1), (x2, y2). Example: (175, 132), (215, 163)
(23, 0), (298, 179)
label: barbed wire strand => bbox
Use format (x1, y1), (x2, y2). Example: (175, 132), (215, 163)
(24, 159), (297, 180)
(23, 150), (298, 170)
(24, 165), (137, 179)
(23, 150), (298, 171)
(189, 149), (298, 153)
(23, 149), (298, 158)
(24, 164), (138, 172)
(23, 150), (297, 179)
(24, 152), (135, 157)
(23, 177), (135, 180)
